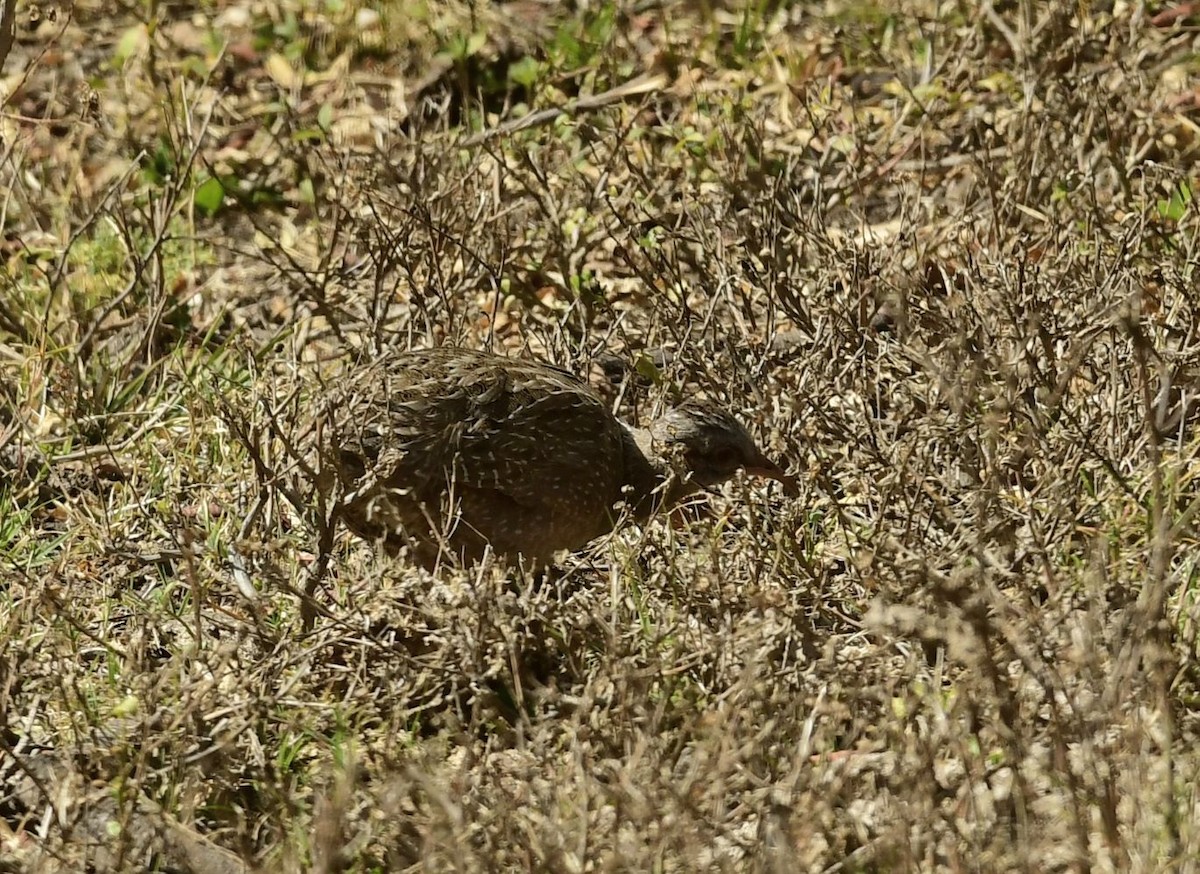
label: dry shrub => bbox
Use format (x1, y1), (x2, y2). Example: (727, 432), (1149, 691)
(2, 1), (1200, 872)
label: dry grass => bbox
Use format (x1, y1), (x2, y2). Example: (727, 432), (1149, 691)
(3, 0), (1200, 871)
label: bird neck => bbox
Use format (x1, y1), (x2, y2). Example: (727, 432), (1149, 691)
(621, 423), (698, 519)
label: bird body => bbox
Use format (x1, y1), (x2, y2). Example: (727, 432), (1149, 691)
(316, 347), (792, 567)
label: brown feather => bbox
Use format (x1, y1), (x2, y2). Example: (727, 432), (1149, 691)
(314, 347), (791, 567)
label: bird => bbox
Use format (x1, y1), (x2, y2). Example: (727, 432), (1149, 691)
(312, 346), (795, 568)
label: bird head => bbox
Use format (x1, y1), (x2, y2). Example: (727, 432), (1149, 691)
(651, 402), (798, 495)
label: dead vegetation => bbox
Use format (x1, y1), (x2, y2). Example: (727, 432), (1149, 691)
(2, 0), (1200, 871)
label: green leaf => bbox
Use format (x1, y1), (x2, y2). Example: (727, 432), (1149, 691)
(551, 30), (582, 66)
(632, 354), (663, 385)
(466, 31), (487, 56)
(317, 102), (334, 132)
(143, 141), (177, 186)
(1157, 181), (1193, 222)
(113, 24), (148, 69)
(443, 31), (488, 61)
(508, 56), (541, 88)
(194, 177), (226, 216)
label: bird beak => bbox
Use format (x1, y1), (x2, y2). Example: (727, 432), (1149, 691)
(744, 454), (799, 496)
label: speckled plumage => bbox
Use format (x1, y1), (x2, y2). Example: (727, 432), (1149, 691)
(315, 347), (793, 567)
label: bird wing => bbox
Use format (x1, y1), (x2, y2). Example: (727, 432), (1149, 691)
(450, 386), (627, 512)
(327, 350), (624, 513)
